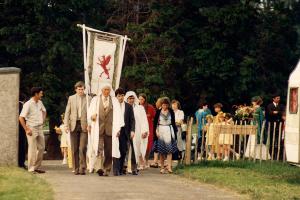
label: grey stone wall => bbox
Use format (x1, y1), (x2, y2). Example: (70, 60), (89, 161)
(0, 67), (20, 166)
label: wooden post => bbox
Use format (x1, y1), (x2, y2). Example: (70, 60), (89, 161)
(222, 125), (225, 160)
(194, 132), (198, 164)
(233, 123), (236, 161)
(253, 125), (257, 163)
(205, 123), (209, 161)
(243, 122), (247, 161)
(277, 122), (283, 161)
(266, 122), (271, 160)
(248, 126), (252, 160)
(238, 121), (242, 159)
(259, 121), (266, 163)
(185, 117), (193, 165)
(271, 122), (277, 161)
(199, 121), (206, 161)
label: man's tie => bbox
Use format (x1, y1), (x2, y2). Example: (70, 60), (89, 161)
(78, 96), (82, 119)
(104, 97), (108, 112)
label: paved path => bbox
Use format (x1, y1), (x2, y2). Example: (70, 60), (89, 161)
(40, 160), (244, 200)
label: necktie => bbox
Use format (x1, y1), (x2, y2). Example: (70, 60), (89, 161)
(104, 97), (108, 111)
(78, 96), (82, 119)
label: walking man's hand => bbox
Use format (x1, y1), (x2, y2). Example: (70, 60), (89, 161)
(26, 127), (32, 136)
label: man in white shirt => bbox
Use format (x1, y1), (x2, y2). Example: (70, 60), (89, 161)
(19, 87), (46, 173)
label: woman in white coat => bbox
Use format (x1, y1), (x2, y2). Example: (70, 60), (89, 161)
(125, 91), (149, 170)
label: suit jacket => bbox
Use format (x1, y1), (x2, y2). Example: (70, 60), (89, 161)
(153, 108), (178, 141)
(121, 102), (135, 139)
(266, 103), (285, 123)
(98, 95), (113, 136)
(64, 94), (88, 132)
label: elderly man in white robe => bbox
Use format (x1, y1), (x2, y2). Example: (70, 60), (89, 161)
(88, 83), (124, 176)
(125, 91), (149, 170)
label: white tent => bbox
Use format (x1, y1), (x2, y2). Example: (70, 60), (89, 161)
(286, 60), (300, 163)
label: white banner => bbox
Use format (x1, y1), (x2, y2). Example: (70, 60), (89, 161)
(84, 27), (127, 95)
(90, 39), (116, 94)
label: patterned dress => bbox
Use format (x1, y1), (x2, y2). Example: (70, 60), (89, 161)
(156, 112), (178, 154)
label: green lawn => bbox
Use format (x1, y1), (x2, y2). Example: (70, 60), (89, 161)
(0, 167), (53, 200)
(175, 161), (300, 200)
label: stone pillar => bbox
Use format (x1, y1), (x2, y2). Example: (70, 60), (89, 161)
(0, 67), (21, 166)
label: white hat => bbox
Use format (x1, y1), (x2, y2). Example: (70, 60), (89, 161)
(98, 83), (115, 97)
(124, 91), (139, 105)
(101, 83), (112, 90)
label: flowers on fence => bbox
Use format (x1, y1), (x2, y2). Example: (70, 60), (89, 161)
(233, 105), (255, 121)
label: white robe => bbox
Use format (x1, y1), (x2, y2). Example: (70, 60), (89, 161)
(132, 104), (149, 163)
(87, 95), (124, 171)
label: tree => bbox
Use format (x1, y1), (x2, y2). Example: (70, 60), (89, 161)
(0, 0), (110, 158)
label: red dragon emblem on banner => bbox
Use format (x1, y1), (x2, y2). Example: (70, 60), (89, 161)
(97, 55), (111, 79)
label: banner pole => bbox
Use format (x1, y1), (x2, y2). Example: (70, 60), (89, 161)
(77, 24), (131, 41)
(115, 36), (127, 89)
(82, 24), (90, 107)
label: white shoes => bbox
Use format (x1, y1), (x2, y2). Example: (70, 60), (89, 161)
(223, 156), (229, 161)
(62, 158), (67, 165)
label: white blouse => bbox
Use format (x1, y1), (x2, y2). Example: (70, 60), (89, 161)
(174, 109), (184, 124)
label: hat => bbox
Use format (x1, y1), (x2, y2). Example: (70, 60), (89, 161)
(124, 91), (139, 105)
(101, 83), (112, 90)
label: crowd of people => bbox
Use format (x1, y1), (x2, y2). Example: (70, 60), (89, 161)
(19, 82), (187, 175)
(194, 95), (285, 161)
(18, 81), (286, 175)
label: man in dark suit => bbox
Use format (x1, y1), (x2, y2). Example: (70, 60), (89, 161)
(266, 94), (285, 160)
(114, 88), (137, 175)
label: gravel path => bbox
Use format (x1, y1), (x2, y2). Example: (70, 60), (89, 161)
(39, 160), (244, 200)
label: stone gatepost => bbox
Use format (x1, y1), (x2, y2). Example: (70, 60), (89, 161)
(0, 67), (21, 166)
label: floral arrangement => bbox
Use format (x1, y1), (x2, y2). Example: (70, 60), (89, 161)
(233, 105), (255, 121)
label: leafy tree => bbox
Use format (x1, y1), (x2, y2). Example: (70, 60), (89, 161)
(1, 0), (300, 156)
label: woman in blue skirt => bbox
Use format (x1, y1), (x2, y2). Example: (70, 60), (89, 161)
(154, 97), (178, 174)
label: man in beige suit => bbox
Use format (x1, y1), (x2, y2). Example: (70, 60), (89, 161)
(64, 81), (88, 175)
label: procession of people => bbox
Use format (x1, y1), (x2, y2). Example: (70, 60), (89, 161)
(18, 82), (286, 175)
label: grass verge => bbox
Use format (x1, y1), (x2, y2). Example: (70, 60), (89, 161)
(0, 167), (53, 200)
(175, 161), (300, 200)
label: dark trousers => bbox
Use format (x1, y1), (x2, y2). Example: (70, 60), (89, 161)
(119, 129), (137, 173)
(70, 121), (88, 173)
(112, 158), (120, 175)
(18, 127), (27, 167)
(99, 134), (112, 172)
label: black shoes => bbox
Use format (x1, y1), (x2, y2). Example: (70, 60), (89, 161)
(113, 172), (120, 176)
(132, 171), (138, 175)
(97, 169), (104, 176)
(34, 169), (46, 174)
(74, 171), (80, 175)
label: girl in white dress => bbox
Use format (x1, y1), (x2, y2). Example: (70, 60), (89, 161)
(55, 114), (71, 165)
